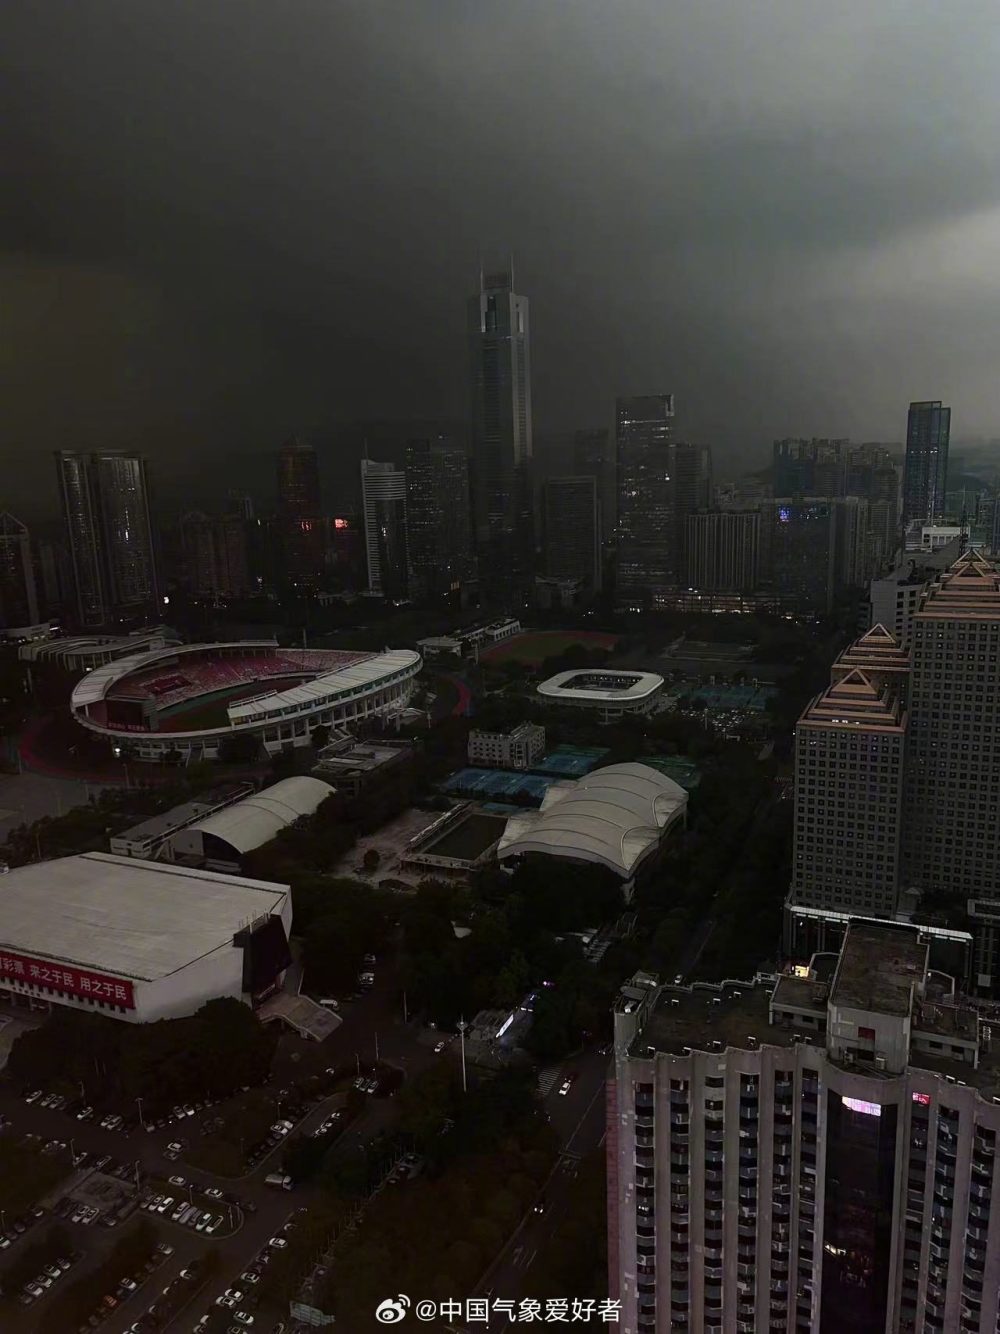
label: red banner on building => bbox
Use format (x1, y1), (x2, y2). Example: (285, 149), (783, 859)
(0, 949), (135, 1009)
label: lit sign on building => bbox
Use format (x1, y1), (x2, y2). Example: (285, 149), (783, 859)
(842, 1095), (882, 1117)
(912, 1091), (932, 1106)
(0, 950), (135, 1009)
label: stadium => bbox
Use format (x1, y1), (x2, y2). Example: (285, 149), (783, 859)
(69, 641), (422, 762)
(536, 667), (664, 721)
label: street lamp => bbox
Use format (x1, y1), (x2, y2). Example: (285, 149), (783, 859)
(135, 1097), (145, 1130)
(458, 1018), (468, 1094)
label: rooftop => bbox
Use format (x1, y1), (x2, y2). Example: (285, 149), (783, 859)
(227, 648), (420, 722)
(537, 668), (663, 702)
(113, 784), (253, 844)
(915, 548), (1000, 622)
(185, 776), (334, 855)
(830, 921), (928, 1016)
(0, 853), (288, 982)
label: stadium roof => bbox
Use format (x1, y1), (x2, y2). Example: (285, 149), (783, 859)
(226, 648), (421, 723)
(536, 668), (663, 703)
(497, 762), (687, 877)
(184, 776), (334, 855)
(71, 640), (278, 707)
(0, 853), (288, 982)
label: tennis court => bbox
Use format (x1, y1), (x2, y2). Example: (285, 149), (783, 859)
(636, 755), (702, 790)
(532, 744), (610, 777)
(442, 768), (559, 804)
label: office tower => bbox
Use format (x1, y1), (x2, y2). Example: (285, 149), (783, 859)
(902, 549), (1000, 901)
(0, 513), (39, 630)
(468, 264), (534, 603)
(759, 499), (837, 613)
(276, 438), (323, 586)
(610, 919), (1000, 1334)
(404, 438), (474, 600)
(616, 396), (675, 599)
(789, 625), (909, 917)
(573, 427), (612, 535)
(773, 438), (850, 496)
(902, 401), (950, 526)
(684, 511), (760, 592)
(227, 490), (255, 521)
(179, 512), (250, 600)
(55, 451), (158, 628)
(360, 458), (408, 598)
(541, 476), (601, 592)
(673, 443), (713, 575)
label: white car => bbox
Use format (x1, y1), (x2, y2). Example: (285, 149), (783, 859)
(269, 1236), (288, 1249)
(76, 1106), (94, 1121)
(558, 1077), (574, 1096)
(156, 1196), (175, 1214)
(233, 1313), (255, 1327)
(168, 1175), (186, 1186)
(205, 1215), (223, 1234)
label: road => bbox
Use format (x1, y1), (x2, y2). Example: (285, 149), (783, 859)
(1, 961), (605, 1334)
(0, 771), (112, 844)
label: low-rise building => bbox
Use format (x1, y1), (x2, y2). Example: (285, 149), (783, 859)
(467, 722), (545, 770)
(0, 852), (291, 1023)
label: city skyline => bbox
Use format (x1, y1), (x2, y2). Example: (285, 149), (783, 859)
(7, 4), (1000, 514)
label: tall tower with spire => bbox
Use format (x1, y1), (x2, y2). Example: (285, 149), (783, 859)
(468, 259), (534, 605)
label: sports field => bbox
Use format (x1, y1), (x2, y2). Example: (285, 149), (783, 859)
(156, 677), (304, 732)
(480, 629), (618, 666)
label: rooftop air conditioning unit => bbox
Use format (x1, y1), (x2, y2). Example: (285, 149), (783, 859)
(874, 1055), (886, 1071)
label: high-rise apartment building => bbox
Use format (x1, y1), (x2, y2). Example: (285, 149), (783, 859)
(468, 265), (534, 603)
(610, 919), (1000, 1334)
(790, 624), (910, 918)
(404, 438), (473, 600)
(902, 401), (950, 526)
(0, 512), (39, 630)
(759, 497), (876, 613)
(615, 396), (676, 600)
(55, 451), (159, 628)
(542, 476), (601, 592)
(276, 438), (323, 586)
(685, 511), (760, 592)
(360, 458), (408, 599)
(179, 512), (250, 600)
(901, 549), (1000, 901)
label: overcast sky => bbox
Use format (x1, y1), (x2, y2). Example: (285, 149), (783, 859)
(4, 0), (1000, 512)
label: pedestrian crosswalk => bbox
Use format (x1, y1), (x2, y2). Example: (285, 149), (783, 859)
(537, 1066), (561, 1097)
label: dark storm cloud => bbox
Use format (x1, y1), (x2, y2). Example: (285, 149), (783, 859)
(4, 0), (1000, 511)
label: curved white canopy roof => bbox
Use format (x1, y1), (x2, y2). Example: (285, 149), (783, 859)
(186, 776), (334, 855)
(497, 762), (687, 878)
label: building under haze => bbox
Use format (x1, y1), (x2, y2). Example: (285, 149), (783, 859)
(55, 451), (159, 629)
(684, 510), (760, 593)
(360, 458), (408, 599)
(468, 264), (534, 604)
(542, 475), (601, 592)
(610, 919), (1000, 1334)
(179, 511), (250, 601)
(901, 548), (1000, 904)
(0, 512), (40, 633)
(276, 437), (324, 587)
(615, 396), (676, 601)
(404, 437), (474, 601)
(902, 401), (951, 527)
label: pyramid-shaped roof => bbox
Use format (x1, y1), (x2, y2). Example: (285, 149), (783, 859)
(915, 548), (1000, 621)
(799, 666), (905, 733)
(831, 622), (910, 683)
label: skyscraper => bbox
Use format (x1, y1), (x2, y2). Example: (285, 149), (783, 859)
(0, 512), (39, 630)
(790, 624), (910, 918)
(615, 395), (675, 600)
(542, 476), (601, 591)
(404, 438), (474, 600)
(609, 919), (1000, 1334)
(902, 401), (951, 526)
(55, 451), (159, 628)
(902, 549), (1000, 901)
(684, 510), (760, 592)
(276, 438), (323, 586)
(179, 512), (250, 600)
(468, 264), (534, 603)
(360, 458), (408, 598)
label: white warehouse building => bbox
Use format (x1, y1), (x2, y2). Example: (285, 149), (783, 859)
(0, 853), (292, 1024)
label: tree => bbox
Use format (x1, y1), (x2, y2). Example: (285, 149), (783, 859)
(362, 847), (380, 873)
(311, 723), (331, 750)
(218, 732), (261, 764)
